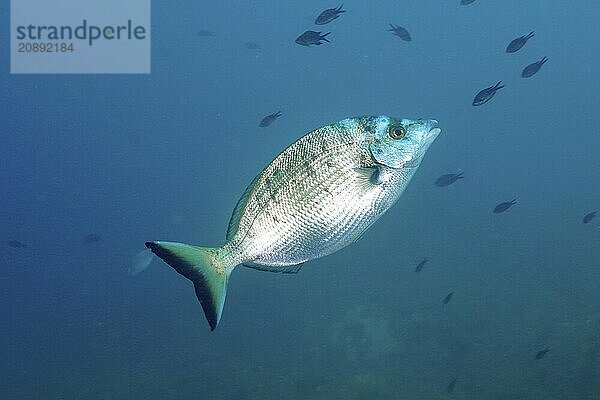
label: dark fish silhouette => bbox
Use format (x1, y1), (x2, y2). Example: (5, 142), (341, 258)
(494, 199), (517, 213)
(522, 57), (548, 78)
(315, 4), (346, 25)
(443, 292), (454, 304)
(506, 31), (534, 53)
(295, 30), (331, 46)
(259, 111), (282, 127)
(415, 258), (428, 273)
(388, 24), (411, 41)
(473, 81), (504, 106)
(197, 30), (214, 37)
(244, 41), (261, 50)
(7, 240), (26, 248)
(84, 233), (102, 243)
(583, 211), (597, 224)
(447, 378), (457, 393)
(435, 172), (464, 187)
(460, 0), (476, 5)
(535, 348), (550, 360)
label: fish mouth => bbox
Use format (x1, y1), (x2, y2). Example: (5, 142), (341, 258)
(408, 119), (441, 166)
(429, 119), (441, 131)
(421, 119), (441, 143)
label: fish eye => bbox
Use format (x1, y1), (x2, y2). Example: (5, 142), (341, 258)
(388, 125), (406, 140)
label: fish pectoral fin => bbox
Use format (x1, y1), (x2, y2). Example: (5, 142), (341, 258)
(354, 166), (383, 185)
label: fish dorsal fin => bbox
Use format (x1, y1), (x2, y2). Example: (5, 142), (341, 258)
(226, 173), (261, 240)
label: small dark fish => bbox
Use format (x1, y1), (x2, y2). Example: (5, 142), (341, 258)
(460, 0), (476, 5)
(447, 378), (457, 394)
(244, 41), (261, 50)
(7, 240), (26, 248)
(522, 57), (548, 78)
(388, 24), (411, 41)
(295, 30), (331, 46)
(583, 211), (597, 224)
(473, 81), (504, 106)
(435, 172), (464, 187)
(443, 292), (454, 304)
(494, 199), (517, 213)
(197, 30), (214, 37)
(315, 4), (346, 25)
(84, 233), (102, 243)
(535, 348), (550, 360)
(506, 31), (534, 53)
(415, 258), (428, 273)
(259, 111), (282, 127)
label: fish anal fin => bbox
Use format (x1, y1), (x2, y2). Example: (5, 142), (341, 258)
(243, 262), (304, 274)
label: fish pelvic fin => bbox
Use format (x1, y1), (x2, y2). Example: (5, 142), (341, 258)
(145, 241), (234, 331)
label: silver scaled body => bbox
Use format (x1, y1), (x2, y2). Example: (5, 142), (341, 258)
(222, 116), (437, 272)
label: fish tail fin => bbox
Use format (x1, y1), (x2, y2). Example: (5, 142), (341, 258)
(145, 241), (235, 331)
(457, 171), (465, 179)
(321, 32), (331, 42)
(541, 56), (548, 63)
(526, 31), (535, 39)
(511, 198), (517, 204)
(338, 4), (346, 12)
(494, 81), (505, 90)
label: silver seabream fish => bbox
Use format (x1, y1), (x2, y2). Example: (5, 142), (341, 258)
(146, 115), (441, 330)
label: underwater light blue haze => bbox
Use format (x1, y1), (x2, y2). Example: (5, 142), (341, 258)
(1, 1), (600, 399)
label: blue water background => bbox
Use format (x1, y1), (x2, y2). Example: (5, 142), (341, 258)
(1, 1), (599, 399)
